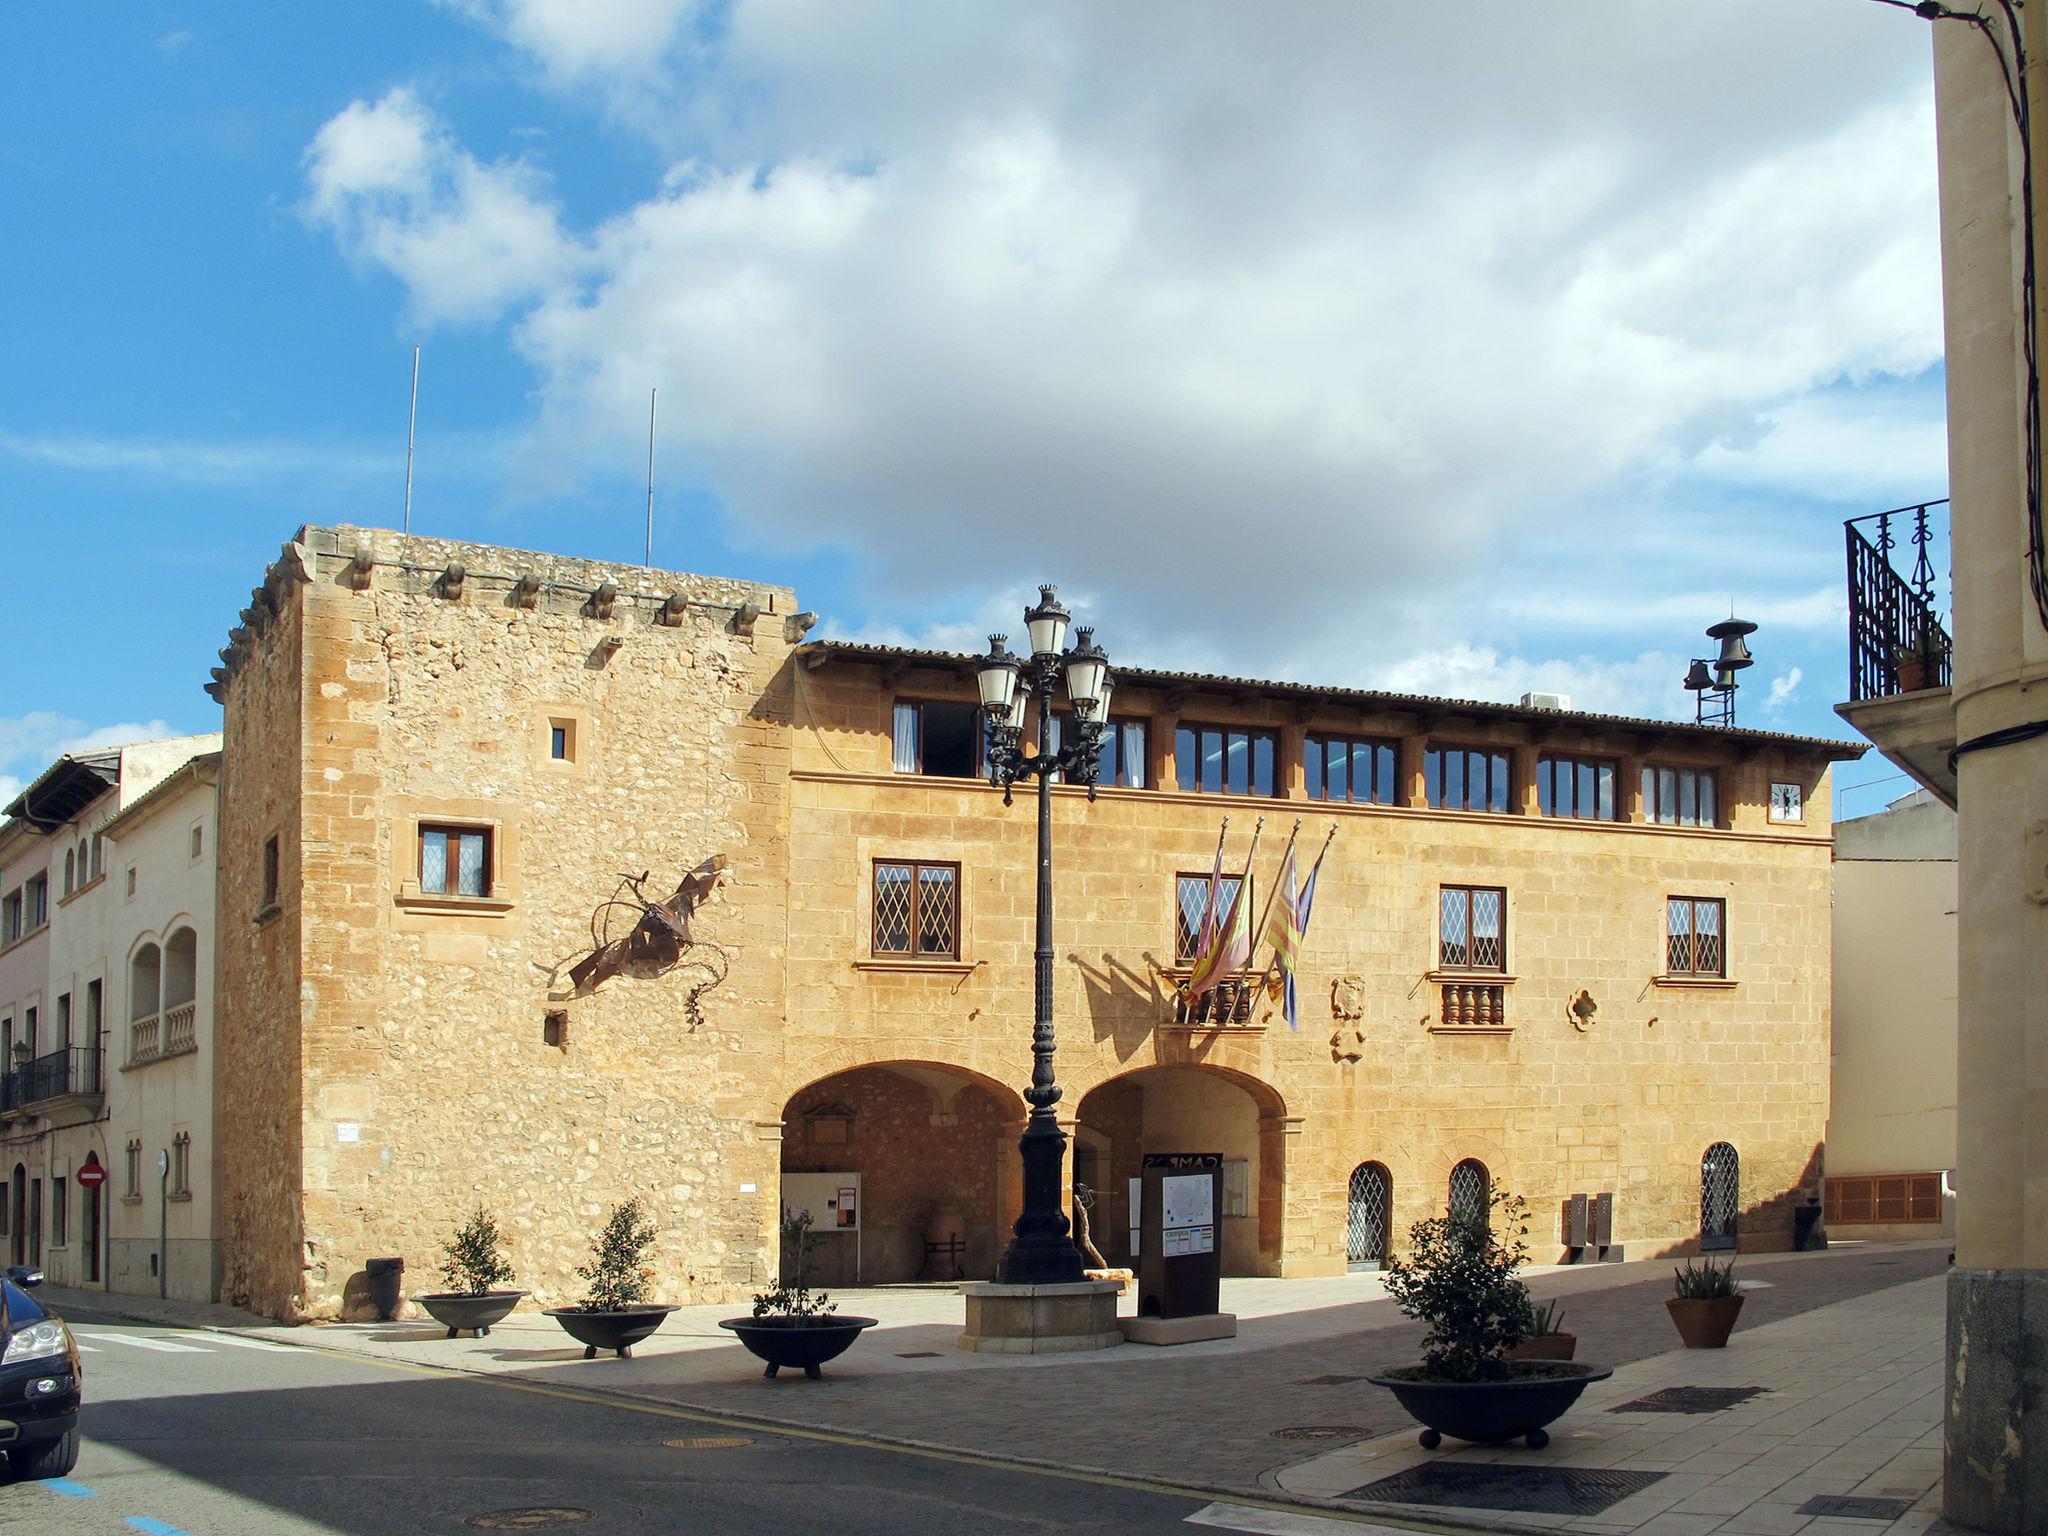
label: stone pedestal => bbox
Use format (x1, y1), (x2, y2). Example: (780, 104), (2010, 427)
(957, 1280), (1124, 1354)
(1119, 1311), (1237, 1346)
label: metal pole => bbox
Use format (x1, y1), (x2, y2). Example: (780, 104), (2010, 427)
(645, 387), (657, 567)
(403, 346), (420, 536)
(158, 1157), (168, 1300)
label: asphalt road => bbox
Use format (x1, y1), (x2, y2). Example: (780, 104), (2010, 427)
(0, 1303), (1361, 1536)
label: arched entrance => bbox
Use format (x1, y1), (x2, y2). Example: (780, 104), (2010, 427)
(780, 1062), (1026, 1287)
(1076, 1065), (1287, 1276)
(1701, 1141), (1740, 1252)
(1346, 1162), (1392, 1271)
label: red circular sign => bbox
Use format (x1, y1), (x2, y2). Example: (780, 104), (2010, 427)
(75, 1163), (106, 1188)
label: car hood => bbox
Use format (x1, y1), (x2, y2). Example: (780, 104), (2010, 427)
(0, 1279), (49, 1344)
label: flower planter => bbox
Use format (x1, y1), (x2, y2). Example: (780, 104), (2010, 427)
(720, 1315), (878, 1379)
(544, 1305), (678, 1359)
(1370, 1363), (1611, 1449)
(1667, 1294), (1744, 1348)
(417, 1290), (526, 1338)
(1894, 655), (1944, 692)
(1504, 1332), (1577, 1362)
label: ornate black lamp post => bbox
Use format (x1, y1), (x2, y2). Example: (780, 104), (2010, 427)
(975, 587), (1114, 1285)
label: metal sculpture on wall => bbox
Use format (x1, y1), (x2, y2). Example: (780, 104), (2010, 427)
(559, 854), (730, 1028)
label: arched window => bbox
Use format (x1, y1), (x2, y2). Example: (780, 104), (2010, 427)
(1346, 1162), (1392, 1270)
(163, 928), (199, 1053)
(63, 848), (75, 895)
(1449, 1158), (1490, 1232)
(1701, 1142), (1740, 1252)
(130, 943), (162, 1061)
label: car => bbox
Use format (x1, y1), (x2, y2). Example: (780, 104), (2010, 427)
(0, 1264), (82, 1480)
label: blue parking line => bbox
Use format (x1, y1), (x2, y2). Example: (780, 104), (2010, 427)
(126, 1520), (191, 1536)
(45, 1477), (96, 1498)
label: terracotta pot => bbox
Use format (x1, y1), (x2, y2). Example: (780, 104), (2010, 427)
(1895, 654), (1943, 692)
(1505, 1332), (1577, 1362)
(1667, 1294), (1744, 1348)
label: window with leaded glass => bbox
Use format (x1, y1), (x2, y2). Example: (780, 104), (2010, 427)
(1425, 745), (1511, 812)
(1642, 765), (1718, 827)
(1666, 896), (1726, 977)
(1439, 885), (1506, 971)
(1047, 714), (1149, 787)
(1305, 734), (1398, 805)
(1449, 1159), (1489, 1231)
(1537, 754), (1618, 820)
(420, 824), (492, 898)
(1175, 871), (1246, 961)
(872, 860), (960, 959)
(1174, 724), (1278, 796)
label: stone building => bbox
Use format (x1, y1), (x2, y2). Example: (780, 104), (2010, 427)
(209, 523), (1860, 1321)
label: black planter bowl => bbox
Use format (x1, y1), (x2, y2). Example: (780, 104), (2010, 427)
(719, 1315), (878, 1379)
(417, 1290), (527, 1338)
(543, 1305), (679, 1359)
(1369, 1362), (1612, 1449)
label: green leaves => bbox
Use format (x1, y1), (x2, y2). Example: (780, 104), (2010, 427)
(576, 1198), (659, 1311)
(441, 1205), (516, 1297)
(752, 1209), (840, 1323)
(1382, 1189), (1533, 1382)
(1672, 1255), (1739, 1298)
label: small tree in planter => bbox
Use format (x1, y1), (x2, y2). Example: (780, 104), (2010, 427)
(1370, 1189), (1610, 1449)
(720, 1210), (877, 1379)
(543, 1198), (678, 1359)
(415, 1206), (525, 1338)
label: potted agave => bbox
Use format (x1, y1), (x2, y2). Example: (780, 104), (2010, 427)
(1369, 1191), (1610, 1450)
(1893, 628), (1949, 693)
(544, 1198), (678, 1359)
(721, 1211), (877, 1379)
(1667, 1255), (1744, 1348)
(1505, 1298), (1576, 1363)
(416, 1205), (526, 1338)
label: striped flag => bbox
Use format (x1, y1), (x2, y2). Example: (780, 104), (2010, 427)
(1261, 839), (1327, 1030)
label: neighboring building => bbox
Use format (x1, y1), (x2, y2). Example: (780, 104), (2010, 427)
(1826, 790), (1957, 1240)
(0, 736), (221, 1290)
(210, 524), (1861, 1320)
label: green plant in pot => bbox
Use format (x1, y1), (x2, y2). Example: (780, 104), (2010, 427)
(543, 1198), (678, 1359)
(415, 1205), (526, 1338)
(1892, 627), (1949, 692)
(1505, 1298), (1577, 1363)
(1368, 1190), (1610, 1449)
(1667, 1255), (1744, 1348)
(720, 1211), (877, 1379)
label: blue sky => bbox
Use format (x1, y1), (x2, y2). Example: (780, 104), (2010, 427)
(0, 4), (1948, 816)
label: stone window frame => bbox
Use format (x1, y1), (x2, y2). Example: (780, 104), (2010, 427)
(171, 1130), (192, 1200)
(538, 704), (594, 773)
(390, 797), (521, 918)
(123, 1136), (142, 1203)
(1662, 895), (1730, 981)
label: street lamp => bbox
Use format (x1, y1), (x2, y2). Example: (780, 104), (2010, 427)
(976, 586), (1114, 1285)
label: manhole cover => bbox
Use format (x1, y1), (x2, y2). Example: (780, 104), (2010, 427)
(1610, 1386), (1768, 1415)
(466, 1511), (596, 1531)
(896, 1351), (941, 1358)
(1297, 1373), (1368, 1386)
(1271, 1425), (1370, 1441)
(1798, 1494), (1917, 1520)
(663, 1435), (754, 1450)
(1346, 1465), (1666, 1517)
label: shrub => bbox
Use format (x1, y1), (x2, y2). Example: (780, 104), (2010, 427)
(1382, 1189), (1532, 1382)
(752, 1210), (839, 1324)
(1525, 1297), (1567, 1337)
(440, 1205), (516, 1297)
(575, 1198), (658, 1311)
(1673, 1255), (1740, 1299)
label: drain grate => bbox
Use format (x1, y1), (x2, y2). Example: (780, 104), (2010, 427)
(1271, 1425), (1370, 1441)
(1297, 1373), (1369, 1385)
(1345, 1464), (1666, 1517)
(896, 1351), (941, 1358)
(664, 1435), (753, 1449)
(1798, 1494), (1917, 1520)
(466, 1512), (596, 1530)
(1609, 1385), (1768, 1415)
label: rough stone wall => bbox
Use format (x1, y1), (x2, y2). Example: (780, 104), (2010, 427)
(787, 658), (1844, 1271)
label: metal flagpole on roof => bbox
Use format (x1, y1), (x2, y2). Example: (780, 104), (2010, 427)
(403, 346), (420, 536)
(645, 387), (657, 566)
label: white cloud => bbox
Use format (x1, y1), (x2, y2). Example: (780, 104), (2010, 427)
(439, 0), (701, 86)
(0, 714), (180, 799)
(1766, 667), (1805, 715)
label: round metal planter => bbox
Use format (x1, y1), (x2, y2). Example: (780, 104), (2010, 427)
(1369, 1363), (1612, 1449)
(543, 1305), (679, 1359)
(418, 1290), (527, 1338)
(719, 1316), (878, 1379)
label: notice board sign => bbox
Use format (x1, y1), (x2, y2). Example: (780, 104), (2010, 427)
(1138, 1153), (1223, 1318)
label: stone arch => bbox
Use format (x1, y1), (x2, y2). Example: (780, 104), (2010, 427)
(777, 1059), (1028, 1286)
(164, 925), (199, 1010)
(1075, 1063), (1290, 1276)
(129, 938), (162, 1022)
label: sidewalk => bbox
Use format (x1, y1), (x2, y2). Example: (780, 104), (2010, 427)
(40, 1241), (1952, 1529)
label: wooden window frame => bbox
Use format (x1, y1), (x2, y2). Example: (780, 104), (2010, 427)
(1536, 753), (1620, 820)
(419, 823), (495, 899)
(1666, 895), (1727, 978)
(1642, 764), (1720, 828)
(871, 859), (961, 960)
(1049, 713), (1150, 788)
(1173, 722), (1280, 797)
(1439, 884), (1508, 972)
(1424, 744), (1513, 813)
(1304, 733), (1400, 806)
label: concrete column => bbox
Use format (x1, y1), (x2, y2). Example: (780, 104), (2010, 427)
(1398, 734), (1428, 809)
(1154, 714), (1180, 791)
(1934, 17), (2048, 1532)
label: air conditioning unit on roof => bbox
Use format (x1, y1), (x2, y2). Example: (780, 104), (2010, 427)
(1520, 691), (1571, 710)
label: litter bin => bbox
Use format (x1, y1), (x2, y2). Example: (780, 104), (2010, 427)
(1793, 1199), (1825, 1252)
(366, 1256), (405, 1320)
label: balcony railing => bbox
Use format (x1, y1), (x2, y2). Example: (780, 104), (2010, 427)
(1, 1044), (104, 1112)
(130, 1012), (159, 1062)
(164, 1001), (197, 1055)
(1171, 972), (1261, 1026)
(1846, 499), (1953, 703)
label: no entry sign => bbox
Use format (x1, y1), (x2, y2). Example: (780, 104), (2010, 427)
(75, 1163), (107, 1189)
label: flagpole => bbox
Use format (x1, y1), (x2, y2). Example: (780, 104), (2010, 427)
(1187, 814), (1265, 1004)
(1243, 817), (1303, 987)
(1254, 821), (1337, 998)
(1183, 814), (1230, 994)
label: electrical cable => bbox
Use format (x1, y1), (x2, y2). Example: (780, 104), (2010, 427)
(1947, 716), (2048, 768)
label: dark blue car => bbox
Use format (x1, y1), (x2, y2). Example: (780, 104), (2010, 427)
(0, 1265), (81, 1480)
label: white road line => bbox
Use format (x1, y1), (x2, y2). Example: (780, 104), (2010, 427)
(73, 1331), (211, 1354)
(178, 1332), (296, 1352)
(73, 1343), (99, 1353)
(1186, 1504), (1420, 1536)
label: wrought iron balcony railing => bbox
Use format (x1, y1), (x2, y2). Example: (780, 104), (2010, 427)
(1, 1043), (104, 1112)
(1846, 499), (1953, 703)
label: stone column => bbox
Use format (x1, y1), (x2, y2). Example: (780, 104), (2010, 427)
(1934, 17), (2048, 1532)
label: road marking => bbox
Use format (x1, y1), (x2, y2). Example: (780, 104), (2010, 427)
(74, 1342), (100, 1352)
(126, 1520), (192, 1536)
(74, 1331), (211, 1353)
(45, 1478), (96, 1499)
(180, 1331), (297, 1352)
(1188, 1507), (1426, 1536)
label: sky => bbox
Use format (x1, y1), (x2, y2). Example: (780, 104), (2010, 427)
(0, 3), (1949, 818)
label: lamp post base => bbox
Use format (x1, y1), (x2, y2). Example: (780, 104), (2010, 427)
(957, 1280), (1124, 1354)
